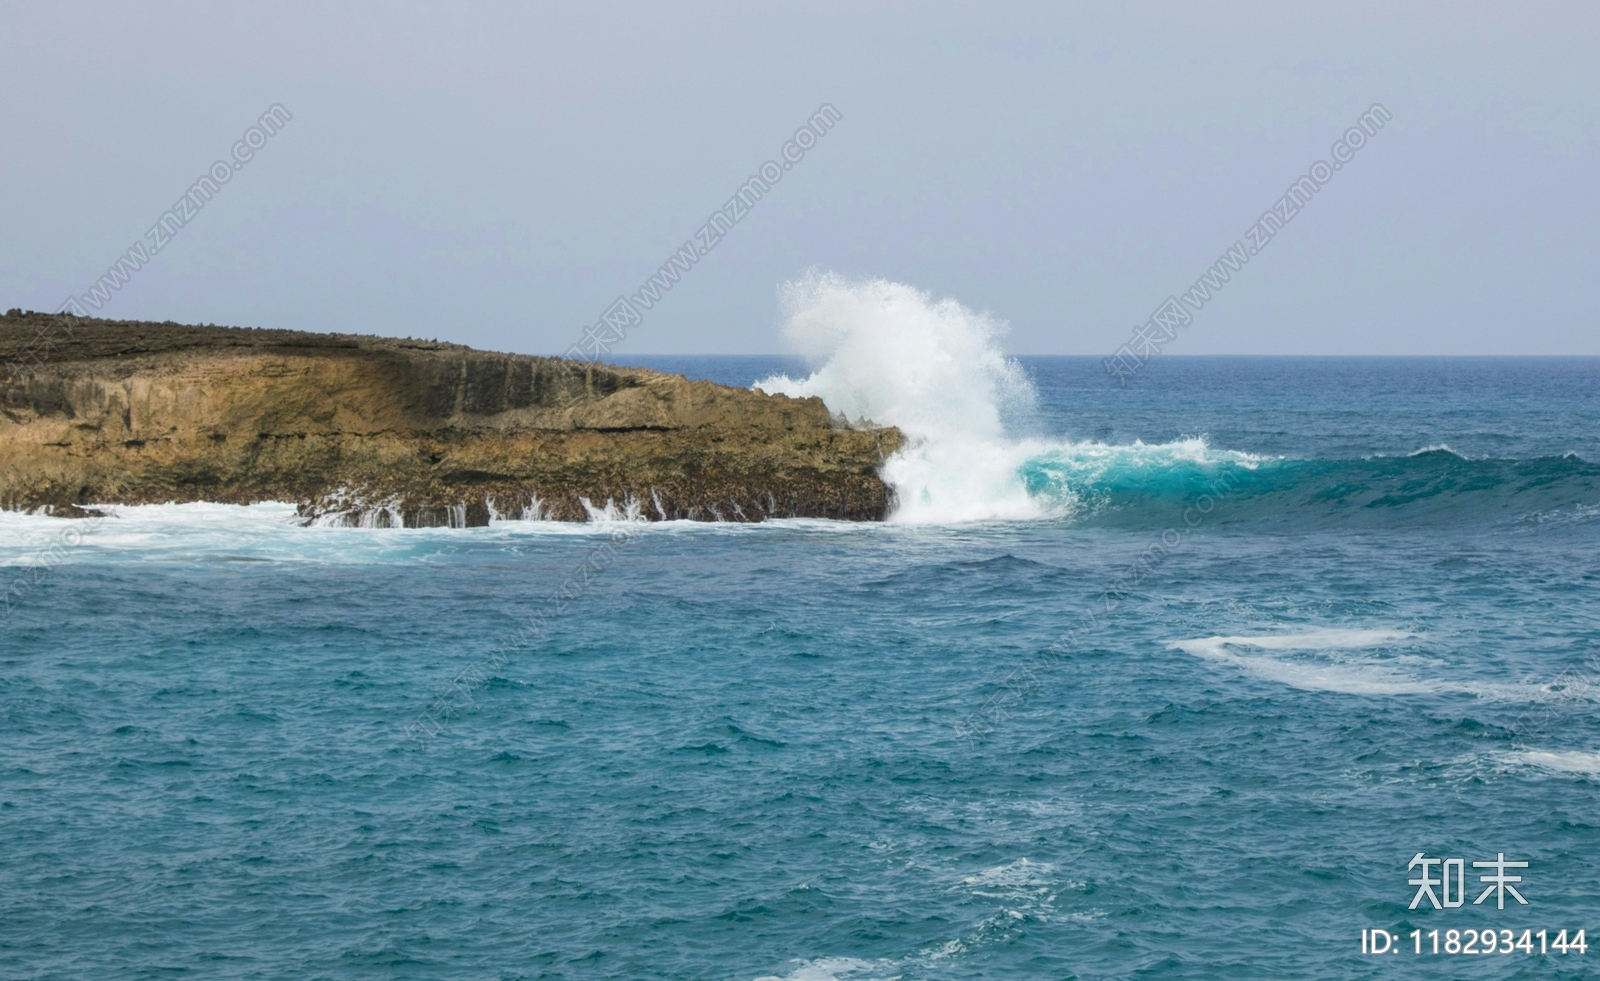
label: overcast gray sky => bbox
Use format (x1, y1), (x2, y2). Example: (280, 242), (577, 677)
(2, 2), (1596, 355)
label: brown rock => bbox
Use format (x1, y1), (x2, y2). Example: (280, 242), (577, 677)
(0, 312), (902, 525)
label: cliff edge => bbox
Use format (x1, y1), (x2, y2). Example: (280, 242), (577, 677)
(0, 312), (902, 525)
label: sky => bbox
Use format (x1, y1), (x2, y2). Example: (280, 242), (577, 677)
(1, 2), (1596, 356)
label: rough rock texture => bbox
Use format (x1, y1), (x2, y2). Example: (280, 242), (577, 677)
(0, 312), (902, 525)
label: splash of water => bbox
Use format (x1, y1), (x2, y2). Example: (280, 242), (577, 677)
(755, 273), (1053, 523)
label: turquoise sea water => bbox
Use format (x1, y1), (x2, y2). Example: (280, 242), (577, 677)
(3, 356), (1599, 980)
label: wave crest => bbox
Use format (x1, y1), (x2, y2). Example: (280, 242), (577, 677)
(756, 274), (1268, 523)
(756, 272), (1043, 522)
(755, 275), (1598, 527)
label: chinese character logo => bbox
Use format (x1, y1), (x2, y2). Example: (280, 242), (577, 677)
(1408, 852), (1529, 910)
(1473, 854), (1529, 910)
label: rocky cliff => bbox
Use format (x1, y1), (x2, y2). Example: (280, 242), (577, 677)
(0, 312), (901, 525)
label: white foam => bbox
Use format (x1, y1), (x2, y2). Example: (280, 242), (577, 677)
(755, 273), (1264, 524)
(1170, 630), (1454, 696)
(1518, 501), (1600, 526)
(1407, 443), (1464, 458)
(1502, 749), (1600, 775)
(578, 494), (649, 524)
(958, 857), (1067, 924)
(1170, 630), (1587, 703)
(0, 501), (946, 574)
(1176, 629), (1416, 654)
(961, 857), (1056, 891)
(752, 958), (892, 981)
(755, 272), (1045, 523)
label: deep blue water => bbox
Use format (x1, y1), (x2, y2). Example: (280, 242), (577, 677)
(3, 357), (1599, 980)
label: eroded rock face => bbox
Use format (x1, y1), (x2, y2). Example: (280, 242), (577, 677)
(0, 313), (902, 524)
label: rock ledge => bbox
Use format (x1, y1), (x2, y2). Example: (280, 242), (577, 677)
(0, 312), (901, 524)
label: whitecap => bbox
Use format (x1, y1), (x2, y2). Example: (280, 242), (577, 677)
(756, 272), (1042, 524)
(1169, 630), (1455, 697)
(1501, 749), (1600, 775)
(752, 957), (894, 981)
(756, 272), (1268, 524)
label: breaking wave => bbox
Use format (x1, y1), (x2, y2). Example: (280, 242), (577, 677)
(756, 273), (1598, 527)
(753, 273), (1257, 523)
(755, 272), (1045, 523)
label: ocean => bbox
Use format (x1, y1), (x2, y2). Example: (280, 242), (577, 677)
(3, 350), (1599, 979)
